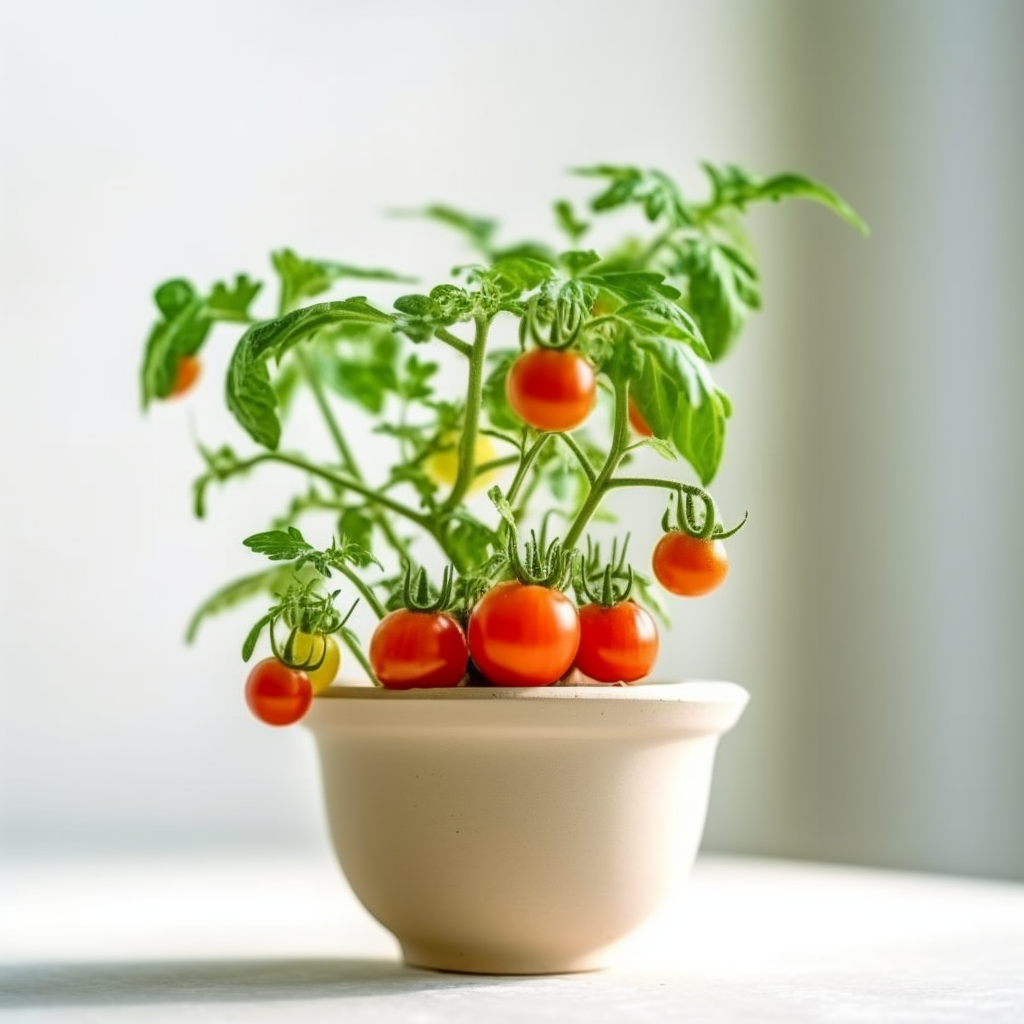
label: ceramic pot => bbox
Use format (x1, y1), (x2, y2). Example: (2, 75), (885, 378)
(304, 681), (748, 975)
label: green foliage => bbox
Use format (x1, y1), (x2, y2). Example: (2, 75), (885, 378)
(226, 299), (393, 449)
(142, 161), (866, 658)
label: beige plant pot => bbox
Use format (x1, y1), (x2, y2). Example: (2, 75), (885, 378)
(304, 681), (748, 975)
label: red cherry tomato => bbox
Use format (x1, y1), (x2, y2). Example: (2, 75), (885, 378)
(468, 580), (581, 686)
(628, 397), (653, 437)
(575, 601), (659, 683)
(245, 658), (312, 726)
(170, 354), (201, 397)
(369, 610), (469, 689)
(506, 349), (596, 432)
(652, 532), (729, 597)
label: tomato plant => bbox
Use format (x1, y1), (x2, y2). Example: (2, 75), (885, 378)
(245, 658), (312, 726)
(140, 162), (864, 709)
(506, 349), (596, 432)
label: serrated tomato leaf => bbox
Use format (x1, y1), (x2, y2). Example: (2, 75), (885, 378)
(226, 299), (393, 448)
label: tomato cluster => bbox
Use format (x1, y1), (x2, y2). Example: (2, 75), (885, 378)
(245, 633), (340, 726)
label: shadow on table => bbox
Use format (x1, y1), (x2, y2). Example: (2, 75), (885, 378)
(0, 957), (525, 1008)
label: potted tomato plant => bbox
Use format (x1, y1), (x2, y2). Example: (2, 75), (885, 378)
(141, 163), (865, 973)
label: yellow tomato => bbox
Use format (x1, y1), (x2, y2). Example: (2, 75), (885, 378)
(425, 433), (501, 494)
(290, 632), (341, 693)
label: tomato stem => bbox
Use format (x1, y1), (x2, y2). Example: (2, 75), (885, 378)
(292, 348), (413, 566)
(340, 626), (382, 687)
(556, 432), (598, 484)
(442, 314), (491, 511)
(561, 376), (631, 551)
(435, 327), (473, 358)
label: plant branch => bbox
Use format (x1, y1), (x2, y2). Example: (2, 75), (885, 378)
(561, 376), (630, 551)
(340, 627), (381, 686)
(442, 314), (490, 510)
(557, 432), (597, 484)
(435, 327), (473, 358)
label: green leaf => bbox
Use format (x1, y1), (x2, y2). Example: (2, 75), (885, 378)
(312, 328), (399, 414)
(702, 163), (869, 236)
(483, 255), (556, 294)
(481, 350), (520, 431)
(447, 513), (500, 570)
(273, 249), (412, 313)
(242, 613), (274, 662)
(398, 353), (438, 403)
(391, 205), (498, 254)
(584, 271), (681, 303)
(140, 279), (212, 407)
(206, 274), (262, 322)
(574, 165), (694, 227)
(560, 250), (602, 277)
(185, 565), (294, 643)
(338, 507), (374, 553)
(674, 238), (760, 361)
(226, 299), (393, 448)
(613, 297), (711, 360)
(554, 199), (589, 244)
(632, 337), (731, 484)
(243, 526), (313, 562)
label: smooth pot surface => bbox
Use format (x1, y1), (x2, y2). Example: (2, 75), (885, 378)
(304, 681), (748, 974)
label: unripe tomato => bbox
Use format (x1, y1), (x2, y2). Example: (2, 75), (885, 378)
(170, 355), (201, 397)
(245, 658), (312, 726)
(290, 632), (341, 693)
(468, 580), (580, 686)
(506, 349), (596, 432)
(652, 532), (729, 597)
(370, 609), (469, 689)
(575, 601), (659, 683)
(628, 397), (654, 437)
(424, 432), (500, 494)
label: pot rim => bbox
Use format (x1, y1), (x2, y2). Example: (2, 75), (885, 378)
(315, 679), (747, 705)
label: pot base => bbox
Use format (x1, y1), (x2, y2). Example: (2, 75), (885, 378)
(401, 941), (612, 976)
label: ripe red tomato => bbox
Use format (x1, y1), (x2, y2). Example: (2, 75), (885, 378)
(628, 397), (653, 437)
(652, 532), (729, 597)
(369, 610), (469, 689)
(468, 580), (581, 686)
(245, 658), (312, 726)
(170, 354), (201, 397)
(506, 349), (596, 432)
(575, 601), (659, 683)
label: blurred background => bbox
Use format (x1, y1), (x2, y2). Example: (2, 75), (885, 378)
(1, 0), (1022, 881)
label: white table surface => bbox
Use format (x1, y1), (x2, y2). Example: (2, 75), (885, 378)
(1, 852), (1022, 1023)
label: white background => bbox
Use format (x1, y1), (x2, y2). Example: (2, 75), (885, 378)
(1, 0), (1022, 880)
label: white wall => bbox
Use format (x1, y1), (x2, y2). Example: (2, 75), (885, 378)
(2, 0), (1022, 881)
(0, 0), (776, 855)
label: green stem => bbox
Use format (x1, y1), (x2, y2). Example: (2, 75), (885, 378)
(605, 477), (708, 496)
(435, 327), (473, 358)
(340, 627), (381, 686)
(294, 348), (358, 474)
(561, 377), (630, 551)
(333, 562), (386, 620)
(443, 314), (490, 511)
(224, 452), (434, 532)
(557, 432), (597, 484)
(476, 455), (520, 476)
(292, 348), (412, 564)
(505, 432), (553, 508)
